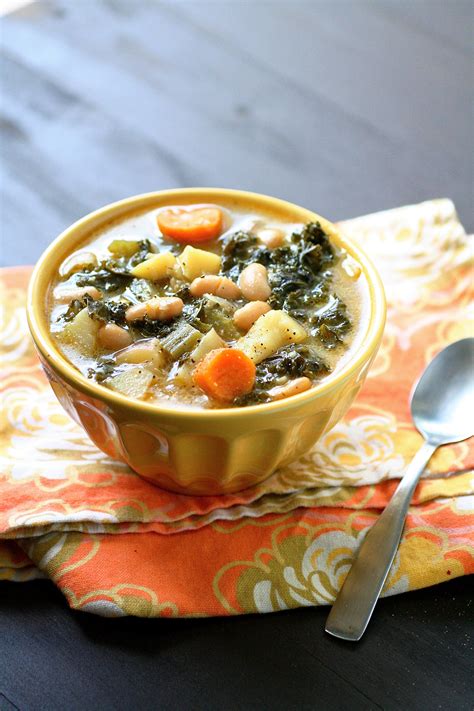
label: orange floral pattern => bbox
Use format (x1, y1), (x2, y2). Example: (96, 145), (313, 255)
(0, 199), (473, 616)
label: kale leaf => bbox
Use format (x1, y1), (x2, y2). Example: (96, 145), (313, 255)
(127, 278), (157, 302)
(235, 344), (329, 406)
(182, 298), (212, 334)
(86, 298), (128, 326)
(220, 231), (272, 281)
(57, 298), (87, 323)
(267, 223), (335, 312)
(308, 295), (351, 347)
(220, 221), (351, 349)
(75, 268), (132, 294)
(128, 239), (154, 267)
(74, 240), (153, 295)
(256, 343), (329, 382)
(125, 316), (176, 339)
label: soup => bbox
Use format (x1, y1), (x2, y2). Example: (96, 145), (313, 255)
(49, 202), (368, 409)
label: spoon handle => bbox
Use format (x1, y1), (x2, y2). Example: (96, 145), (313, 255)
(325, 440), (437, 641)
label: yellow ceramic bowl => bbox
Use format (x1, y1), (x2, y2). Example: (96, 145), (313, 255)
(27, 189), (385, 495)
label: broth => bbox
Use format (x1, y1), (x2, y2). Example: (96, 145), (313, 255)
(49, 201), (369, 409)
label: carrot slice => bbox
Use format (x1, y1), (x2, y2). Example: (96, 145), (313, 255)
(193, 348), (256, 402)
(157, 206), (223, 244)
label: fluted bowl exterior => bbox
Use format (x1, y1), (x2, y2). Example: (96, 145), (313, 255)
(27, 189), (386, 495)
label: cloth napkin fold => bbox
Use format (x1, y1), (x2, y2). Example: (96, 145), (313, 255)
(1, 199), (472, 617)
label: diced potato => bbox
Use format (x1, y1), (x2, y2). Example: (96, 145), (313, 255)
(130, 252), (176, 281)
(115, 338), (166, 369)
(58, 308), (100, 356)
(176, 246), (221, 281)
(175, 328), (227, 385)
(108, 239), (142, 257)
(236, 310), (307, 364)
(105, 367), (154, 400)
(188, 328), (227, 362)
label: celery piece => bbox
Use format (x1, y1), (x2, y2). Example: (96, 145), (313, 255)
(175, 328), (226, 385)
(160, 322), (202, 360)
(203, 297), (240, 340)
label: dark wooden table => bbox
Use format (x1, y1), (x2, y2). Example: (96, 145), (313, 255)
(1, 2), (473, 709)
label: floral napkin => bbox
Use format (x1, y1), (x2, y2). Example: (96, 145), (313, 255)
(0, 199), (472, 617)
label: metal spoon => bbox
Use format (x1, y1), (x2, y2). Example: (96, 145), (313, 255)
(325, 338), (474, 641)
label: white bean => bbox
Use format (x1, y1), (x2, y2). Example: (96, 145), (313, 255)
(54, 286), (101, 303)
(239, 263), (271, 301)
(256, 228), (285, 249)
(115, 338), (166, 369)
(233, 301), (271, 331)
(268, 377), (312, 401)
(98, 323), (132, 350)
(189, 275), (241, 299)
(59, 251), (98, 277)
(125, 296), (183, 322)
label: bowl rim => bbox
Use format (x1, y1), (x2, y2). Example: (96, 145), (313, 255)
(27, 187), (386, 419)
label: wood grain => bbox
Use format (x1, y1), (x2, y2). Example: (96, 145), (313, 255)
(0, 0), (472, 267)
(0, 2), (472, 709)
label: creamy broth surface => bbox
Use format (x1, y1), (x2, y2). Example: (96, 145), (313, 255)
(49, 202), (369, 409)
